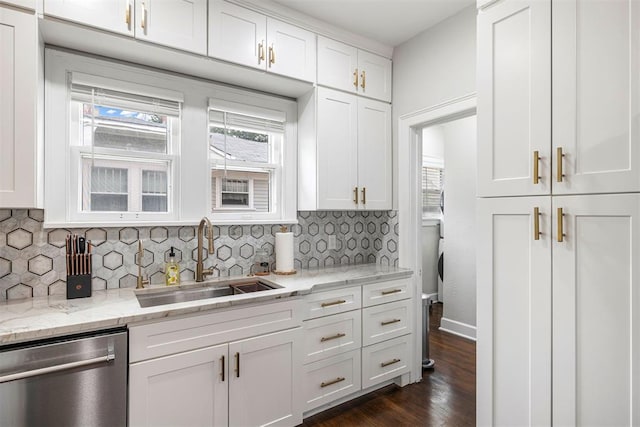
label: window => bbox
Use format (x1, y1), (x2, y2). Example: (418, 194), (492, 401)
(423, 166), (444, 218)
(208, 100), (292, 223)
(67, 74), (181, 221)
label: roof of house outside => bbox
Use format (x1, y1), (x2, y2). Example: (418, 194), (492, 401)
(209, 133), (268, 163)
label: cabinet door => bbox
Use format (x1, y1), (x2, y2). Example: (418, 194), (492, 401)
(266, 18), (315, 82)
(208, 0), (266, 70)
(44, 0), (134, 36)
(317, 87), (358, 210)
(317, 36), (358, 94)
(356, 50), (391, 102)
(229, 328), (302, 427)
(357, 97), (392, 210)
(476, 196), (551, 426)
(0, 7), (39, 208)
(129, 344), (228, 427)
(552, 194), (640, 426)
(135, 0), (207, 55)
(477, 0), (551, 197)
(553, 1), (640, 194)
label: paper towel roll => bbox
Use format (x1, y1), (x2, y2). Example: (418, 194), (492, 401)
(275, 231), (295, 273)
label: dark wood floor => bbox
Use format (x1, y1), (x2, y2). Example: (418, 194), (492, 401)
(301, 303), (476, 427)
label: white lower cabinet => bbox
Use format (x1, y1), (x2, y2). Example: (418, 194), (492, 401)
(361, 335), (411, 390)
(300, 278), (413, 416)
(477, 194), (640, 425)
(129, 344), (229, 427)
(128, 300), (302, 427)
(303, 349), (361, 411)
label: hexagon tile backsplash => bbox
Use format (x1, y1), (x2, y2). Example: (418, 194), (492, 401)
(0, 209), (399, 301)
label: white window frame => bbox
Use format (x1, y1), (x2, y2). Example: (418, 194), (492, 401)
(44, 49), (298, 227)
(206, 90), (297, 225)
(422, 156), (444, 221)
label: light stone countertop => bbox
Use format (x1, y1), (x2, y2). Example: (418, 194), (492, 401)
(0, 264), (412, 345)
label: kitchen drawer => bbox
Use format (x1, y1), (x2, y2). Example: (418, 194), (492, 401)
(361, 335), (411, 389)
(303, 310), (361, 364)
(303, 349), (361, 412)
(362, 278), (413, 307)
(362, 298), (412, 346)
(129, 299), (301, 362)
(302, 285), (361, 320)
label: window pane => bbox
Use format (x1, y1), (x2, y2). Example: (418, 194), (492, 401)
(209, 126), (270, 163)
(91, 194), (128, 211)
(142, 170), (167, 194)
(91, 167), (128, 193)
(142, 195), (168, 212)
(221, 193), (249, 206)
(422, 166), (444, 215)
(82, 103), (169, 153)
(222, 178), (248, 193)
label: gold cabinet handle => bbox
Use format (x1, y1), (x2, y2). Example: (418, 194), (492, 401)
(533, 150), (540, 184)
(321, 377), (345, 388)
(125, 0), (132, 27)
(268, 44), (275, 66)
(320, 332), (346, 342)
(534, 207), (541, 241)
(360, 70), (366, 90)
(220, 355), (225, 382)
(361, 187), (366, 204)
(381, 289), (402, 295)
(353, 68), (358, 87)
(234, 352), (240, 378)
(258, 41), (265, 64)
(557, 147), (564, 182)
(353, 187), (358, 205)
(321, 299), (346, 308)
(140, 2), (147, 31)
(557, 207), (565, 242)
(381, 319), (401, 326)
(380, 358), (401, 368)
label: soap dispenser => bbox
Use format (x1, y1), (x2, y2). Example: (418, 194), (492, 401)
(165, 247), (180, 286)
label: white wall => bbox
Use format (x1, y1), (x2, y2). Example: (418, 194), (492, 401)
(422, 126), (445, 163)
(393, 5), (477, 335)
(442, 115), (477, 332)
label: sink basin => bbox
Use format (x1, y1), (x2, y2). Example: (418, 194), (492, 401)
(135, 278), (282, 308)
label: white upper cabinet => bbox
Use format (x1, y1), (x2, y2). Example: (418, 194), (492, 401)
(552, 194), (640, 426)
(552, 0), (640, 194)
(0, 6), (41, 208)
(44, 0), (207, 53)
(208, 0), (265, 69)
(317, 36), (391, 102)
(357, 96), (392, 210)
(209, 0), (316, 82)
(299, 87), (392, 211)
(134, 0), (207, 55)
(45, 0), (134, 36)
(477, 0), (551, 197)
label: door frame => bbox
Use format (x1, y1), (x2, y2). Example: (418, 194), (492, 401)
(397, 93), (476, 382)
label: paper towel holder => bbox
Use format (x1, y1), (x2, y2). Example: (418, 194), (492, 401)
(274, 225), (297, 275)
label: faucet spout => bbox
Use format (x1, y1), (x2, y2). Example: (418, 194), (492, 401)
(196, 217), (215, 282)
(136, 239), (149, 289)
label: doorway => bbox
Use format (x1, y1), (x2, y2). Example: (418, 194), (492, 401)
(397, 94), (476, 382)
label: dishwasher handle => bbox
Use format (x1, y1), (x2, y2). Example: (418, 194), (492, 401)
(0, 353), (115, 384)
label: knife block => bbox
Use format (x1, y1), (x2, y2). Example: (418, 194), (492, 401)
(67, 274), (91, 299)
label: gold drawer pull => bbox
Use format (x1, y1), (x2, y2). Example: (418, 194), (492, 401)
(321, 377), (345, 388)
(220, 355), (225, 382)
(557, 207), (565, 242)
(533, 207), (541, 241)
(234, 352), (240, 378)
(381, 319), (401, 326)
(360, 70), (366, 90)
(353, 186), (358, 205)
(557, 147), (564, 182)
(321, 333), (346, 342)
(321, 299), (346, 308)
(353, 68), (358, 87)
(381, 289), (402, 295)
(380, 358), (401, 368)
(361, 187), (366, 204)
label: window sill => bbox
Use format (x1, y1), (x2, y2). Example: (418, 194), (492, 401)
(43, 218), (299, 229)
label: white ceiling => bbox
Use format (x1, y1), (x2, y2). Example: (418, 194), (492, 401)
(271, 0), (475, 47)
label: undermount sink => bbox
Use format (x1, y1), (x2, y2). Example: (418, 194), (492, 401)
(135, 278), (282, 308)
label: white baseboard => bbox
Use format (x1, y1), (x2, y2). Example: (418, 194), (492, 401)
(439, 317), (476, 341)
(423, 292), (439, 302)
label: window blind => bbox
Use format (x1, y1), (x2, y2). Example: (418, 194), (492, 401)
(423, 166), (444, 213)
(209, 110), (285, 134)
(71, 84), (182, 117)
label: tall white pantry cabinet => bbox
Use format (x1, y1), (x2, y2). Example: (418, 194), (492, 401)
(477, 0), (640, 426)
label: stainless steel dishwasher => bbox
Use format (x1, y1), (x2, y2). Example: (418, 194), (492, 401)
(0, 328), (127, 427)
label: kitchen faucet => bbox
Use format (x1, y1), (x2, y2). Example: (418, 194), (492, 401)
(136, 239), (150, 289)
(196, 217), (215, 282)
